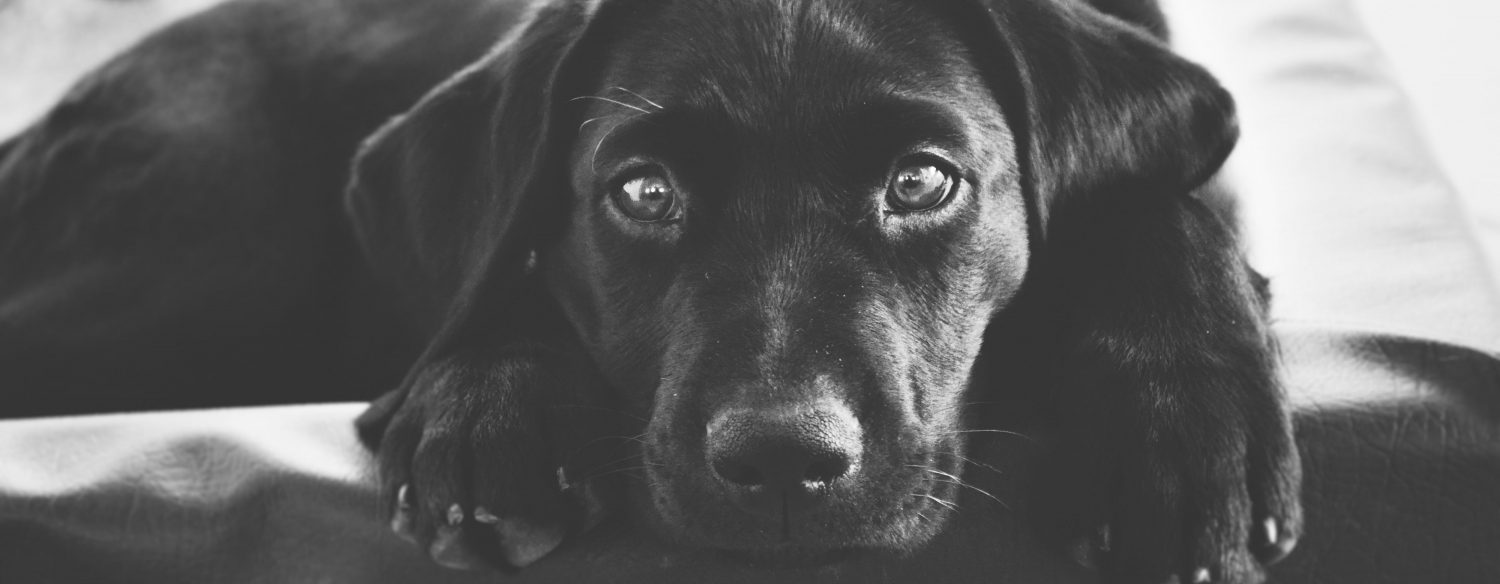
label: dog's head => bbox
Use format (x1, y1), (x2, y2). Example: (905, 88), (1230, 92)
(348, 0), (1235, 559)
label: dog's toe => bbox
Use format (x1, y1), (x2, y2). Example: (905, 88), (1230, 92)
(493, 516), (569, 567)
(1180, 465), (1263, 584)
(364, 349), (619, 571)
(358, 339), (627, 572)
(1094, 405), (1302, 584)
(1246, 426), (1303, 566)
(1181, 529), (1262, 584)
(1252, 516), (1299, 564)
(1238, 391), (1303, 568)
(390, 484), (419, 543)
(428, 508), (488, 571)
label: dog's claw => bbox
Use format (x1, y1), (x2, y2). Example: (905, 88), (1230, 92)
(429, 525), (485, 570)
(1254, 517), (1297, 564)
(367, 351), (617, 572)
(1094, 524), (1111, 553)
(390, 512), (416, 543)
(1255, 517), (1279, 549)
(494, 517), (567, 567)
(474, 506), (501, 525)
(390, 484), (417, 542)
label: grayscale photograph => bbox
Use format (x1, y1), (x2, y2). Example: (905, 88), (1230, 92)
(1, 0), (1496, 582)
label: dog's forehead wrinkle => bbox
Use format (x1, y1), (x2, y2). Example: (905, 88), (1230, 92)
(588, 41), (1008, 191)
(609, 0), (967, 130)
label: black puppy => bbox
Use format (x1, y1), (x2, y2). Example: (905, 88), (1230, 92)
(0, 0), (1301, 582)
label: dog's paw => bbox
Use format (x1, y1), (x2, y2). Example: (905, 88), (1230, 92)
(356, 346), (618, 571)
(1100, 391), (1303, 584)
(1044, 370), (1303, 584)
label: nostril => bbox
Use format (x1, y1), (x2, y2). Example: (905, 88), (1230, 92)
(803, 453), (850, 485)
(712, 448), (849, 491)
(714, 459), (765, 487)
(706, 403), (864, 498)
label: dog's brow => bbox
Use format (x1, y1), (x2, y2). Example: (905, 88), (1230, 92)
(589, 111), (654, 173)
(578, 93), (976, 178)
(584, 108), (692, 164)
(844, 96), (971, 146)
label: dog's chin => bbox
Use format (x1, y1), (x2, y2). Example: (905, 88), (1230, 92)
(656, 514), (947, 568)
(626, 425), (974, 563)
(708, 545), (862, 569)
(630, 472), (961, 564)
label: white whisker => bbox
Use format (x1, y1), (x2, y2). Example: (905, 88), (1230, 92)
(946, 428), (1037, 442)
(570, 95), (651, 114)
(610, 86), (664, 110)
(590, 113), (646, 172)
(909, 464), (1011, 510)
(578, 116), (612, 132)
(922, 493), (959, 511)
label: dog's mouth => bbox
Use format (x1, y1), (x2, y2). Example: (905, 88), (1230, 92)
(630, 435), (971, 559)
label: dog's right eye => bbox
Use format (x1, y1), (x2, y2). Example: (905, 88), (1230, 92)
(613, 173), (678, 223)
(886, 161), (955, 212)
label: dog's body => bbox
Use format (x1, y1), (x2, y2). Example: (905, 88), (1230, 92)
(0, 0), (533, 415)
(0, 0), (1301, 582)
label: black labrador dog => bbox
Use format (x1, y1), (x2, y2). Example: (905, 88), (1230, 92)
(0, 0), (1301, 582)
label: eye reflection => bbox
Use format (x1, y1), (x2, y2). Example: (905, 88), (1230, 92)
(614, 173), (677, 222)
(887, 163), (953, 211)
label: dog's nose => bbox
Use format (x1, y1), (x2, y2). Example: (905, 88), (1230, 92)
(706, 402), (862, 514)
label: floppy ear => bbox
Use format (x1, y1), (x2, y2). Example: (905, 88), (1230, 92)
(345, 0), (602, 334)
(965, 0), (1238, 238)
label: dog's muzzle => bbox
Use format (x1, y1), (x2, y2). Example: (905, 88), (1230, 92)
(705, 401), (863, 517)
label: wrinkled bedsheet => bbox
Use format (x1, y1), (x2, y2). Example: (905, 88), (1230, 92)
(3, 327), (1497, 583)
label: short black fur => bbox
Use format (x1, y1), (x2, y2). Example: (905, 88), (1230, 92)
(0, 0), (1300, 581)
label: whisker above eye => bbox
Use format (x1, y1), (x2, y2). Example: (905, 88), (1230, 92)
(609, 86), (664, 110)
(590, 111), (648, 173)
(570, 94), (651, 114)
(578, 116), (612, 132)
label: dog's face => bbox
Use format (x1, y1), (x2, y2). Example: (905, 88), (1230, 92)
(350, 0), (1241, 564)
(543, 0), (1027, 555)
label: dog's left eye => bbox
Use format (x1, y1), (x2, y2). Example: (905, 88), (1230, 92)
(886, 162), (955, 211)
(613, 173), (678, 222)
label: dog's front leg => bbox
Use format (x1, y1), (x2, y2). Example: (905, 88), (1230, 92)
(354, 292), (618, 572)
(1044, 193), (1302, 584)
